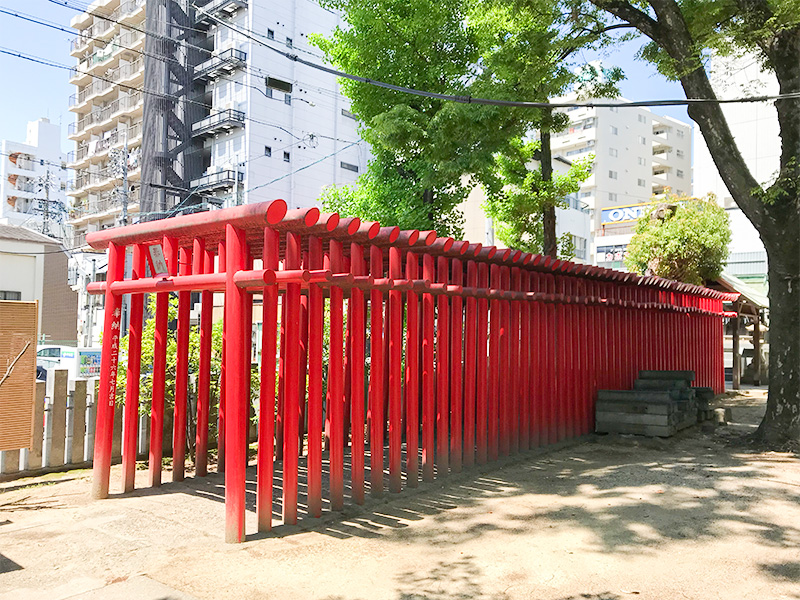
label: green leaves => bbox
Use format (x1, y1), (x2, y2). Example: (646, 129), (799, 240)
(624, 194), (732, 285)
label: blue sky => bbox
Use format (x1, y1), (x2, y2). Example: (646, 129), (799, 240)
(0, 1), (689, 152)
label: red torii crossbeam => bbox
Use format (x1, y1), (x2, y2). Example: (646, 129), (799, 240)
(86, 200), (737, 542)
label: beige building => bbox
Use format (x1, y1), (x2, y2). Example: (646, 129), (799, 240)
(0, 224), (78, 344)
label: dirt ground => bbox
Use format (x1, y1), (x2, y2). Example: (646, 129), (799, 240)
(2, 387), (799, 600)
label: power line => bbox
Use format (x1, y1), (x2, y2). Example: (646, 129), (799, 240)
(197, 2), (800, 110)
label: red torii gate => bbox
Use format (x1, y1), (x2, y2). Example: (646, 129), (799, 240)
(86, 200), (735, 542)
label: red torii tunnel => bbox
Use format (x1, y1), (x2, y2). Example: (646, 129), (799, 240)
(86, 200), (735, 542)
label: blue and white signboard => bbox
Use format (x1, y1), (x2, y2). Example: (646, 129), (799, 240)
(600, 203), (649, 225)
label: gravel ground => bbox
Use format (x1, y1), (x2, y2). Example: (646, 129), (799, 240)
(2, 387), (799, 600)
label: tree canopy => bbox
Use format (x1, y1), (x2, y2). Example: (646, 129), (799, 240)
(624, 195), (731, 285)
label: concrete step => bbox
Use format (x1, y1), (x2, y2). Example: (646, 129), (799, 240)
(639, 370), (695, 382)
(634, 378), (689, 391)
(595, 421), (677, 437)
(595, 400), (676, 415)
(692, 386), (715, 401)
(598, 389), (680, 402)
(596, 411), (679, 427)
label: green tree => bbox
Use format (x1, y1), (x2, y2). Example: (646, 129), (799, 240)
(552, 0), (800, 444)
(313, 0), (618, 239)
(624, 195), (731, 285)
(483, 137), (594, 256)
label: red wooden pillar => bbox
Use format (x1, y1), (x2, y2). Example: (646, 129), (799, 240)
(149, 236), (176, 488)
(224, 224), (248, 543)
(350, 243), (366, 503)
(544, 273), (555, 443)
(436, 255), (450, 475)
(488, 264), (501, 461)
(508, 267), (521, 455)
(91, 241), (125, 499)
(307, 235), (324, 517)
(282, 232), (302, 525)
(530, 272), (542, 448)
(328, 240), (345, 510)
(449, 257), (464, 472)
(257, 228), (279, 532)
(404, 251), (420, 486)
(388, 247), (404, 492)
(421, 254), (436, 481)
(462, 259), (478, 466)
(194, 240), (213, 478)
(369, 246), (385, 494)
(499, 266), (511, 455)
(121, 245), (144, 493)
(173, 245), (192, 482)
(475, 262), (490, 463)
(518, 269), (530, 451)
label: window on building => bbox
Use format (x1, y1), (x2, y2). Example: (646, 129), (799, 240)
(0, 291), (21, 301)
(580, 191), (591, 198)
(266, 76), (293, 94)
(638, 135), (647, 144)
(609, 192), (618, 202)
(572, 236), (588, 260)
(638, 156), (646, 166)
(283, 151), (290, 162)
(610, 125), (618, 135)
(264, 87), (273, 99)
(267, 29), (274, 40)
(265, 146), (272, 157)
(286, 37), (293, 48)
(609, 106), (618, 113)
(638, 114), (647, 123)
(608, 170), (618, 179)
(677, 129), (685, 138)
(677, 169), (684, 178)
(340, 161), (359, 173)
(638, 178), (646, 186)
(609, 148), (618, 157)
(341, 108), (356, 120)
(676, 149), (685, 158)
(284, 94), (292, 105)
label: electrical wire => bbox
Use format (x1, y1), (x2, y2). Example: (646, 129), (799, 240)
(197, 2), (800, 109)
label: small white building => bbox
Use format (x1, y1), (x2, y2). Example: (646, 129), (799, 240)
(0, 119), (70, 242)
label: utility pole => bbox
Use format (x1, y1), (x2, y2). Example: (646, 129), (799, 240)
(37, 167), (54, 237)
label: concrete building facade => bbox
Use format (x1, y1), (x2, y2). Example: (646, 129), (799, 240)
(549, 98), (692, 265)
(0, 119), (70, 242)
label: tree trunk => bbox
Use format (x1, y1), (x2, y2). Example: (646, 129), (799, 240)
(540, 119), (557, 258)
(754, 233), (800, 445)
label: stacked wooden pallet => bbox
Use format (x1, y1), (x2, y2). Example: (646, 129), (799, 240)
(596, 370), (698, 437)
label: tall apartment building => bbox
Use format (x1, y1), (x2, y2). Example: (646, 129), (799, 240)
(0, 118), (70, 241)
(66, 0), (368, 345)
(550, 97), (692, 266)
(693, 54), (772, 290)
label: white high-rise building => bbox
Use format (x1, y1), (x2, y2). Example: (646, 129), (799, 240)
(65, 0), (369, 345)
(693, 55), (772, 290)
(550, 97), (692, 267)
(0, 118), (70, 241)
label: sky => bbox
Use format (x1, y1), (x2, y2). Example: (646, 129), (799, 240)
(0, 0), (690, 153)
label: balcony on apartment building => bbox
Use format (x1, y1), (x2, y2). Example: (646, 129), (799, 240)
(70, 159), (140, 196)
(195, 0), (248, 25)
(68, 88), (144, 141)
(194, 48), (247, 81)
(192, 109), (245, 137)
(69, 186), (140, 223)
(5, 152), (36, 172)
(190, 169), (243, 192)
(68, 58), (144, 124)
(70, 0), (146, 56)
(70, 30), (144, 85)
(68, 122), (143, 168)
(5, 174), (38, 195)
